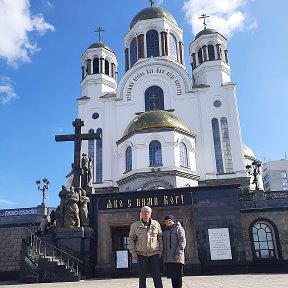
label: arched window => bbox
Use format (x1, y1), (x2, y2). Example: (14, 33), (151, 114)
(208, 44), (215, 60)
(146, 29), (160, 57)
(252, 222), (277, 259)
(93, 58), (100, 74)
(169, 33), (178, 61)
(88, 129), (95, 183)
(220, 117), (233, 173)
(88, 129), (95, 160)
(130, 37), (137, 67)
(149, 140), (162, 166)
(145, 86), (164, 111)
(179, 142), (189, 167)
(212, 118), (224, 173)
(125, 146), (132, 172)
(197, 48), (203, 64)
(105, 59), (109, 75)
(95, 128), (102, 183)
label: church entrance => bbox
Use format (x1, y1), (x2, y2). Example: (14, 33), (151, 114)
(92, 188), (200, 277)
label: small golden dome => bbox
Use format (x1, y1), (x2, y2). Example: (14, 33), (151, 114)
(243, 144), (256, 160)
(123, 110), (191, 137)
(88, 42), (113, 52)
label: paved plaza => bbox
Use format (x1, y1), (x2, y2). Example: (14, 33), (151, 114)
(1, 274), (288, 287)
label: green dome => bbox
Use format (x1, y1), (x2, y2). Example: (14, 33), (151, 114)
(130, 7), (177, 29)
(243, 144), (256, 160)
(123, 110), (191, 136)
(88, 42), (113, 52)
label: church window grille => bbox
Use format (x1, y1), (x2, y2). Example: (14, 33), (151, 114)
(212, 118), (224, 173)
(145, 86), (164, 111)
(93, 58), (100, 74)
(130, 37), (138, 67)
(179, 142), (189, 168)
(197, 48), (203, 64)
(208, 44), (215, 60)
(149, 140), (162, 166)
(105, 59), (109, 75)
(146, 30), (160, 57)
(220, 117), (234, 173)
(252, 222), (276, 259)
(96, 128), (103, 183)
(125, 146), (132, 172)
(169, 33), (178, 61)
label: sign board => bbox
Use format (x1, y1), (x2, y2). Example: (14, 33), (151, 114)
(97, 191), (192, 210)
(208, 228), (232, 260)
(116, 250), (129, 269)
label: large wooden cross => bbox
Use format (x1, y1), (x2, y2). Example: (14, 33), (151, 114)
(55, 118), (101, 188)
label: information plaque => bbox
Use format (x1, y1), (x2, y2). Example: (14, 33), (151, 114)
(208, 228), (232, 260)
(116, 250), (129, 269)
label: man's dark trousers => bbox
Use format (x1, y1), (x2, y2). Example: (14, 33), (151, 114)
(138, 254), (163, 288)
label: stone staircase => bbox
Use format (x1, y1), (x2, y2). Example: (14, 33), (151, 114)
(20, 227), (82, 283)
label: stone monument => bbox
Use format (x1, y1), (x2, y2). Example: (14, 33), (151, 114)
(54, 118), (99, 276)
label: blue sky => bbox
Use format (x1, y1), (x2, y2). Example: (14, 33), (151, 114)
(0, 0), (287, 209)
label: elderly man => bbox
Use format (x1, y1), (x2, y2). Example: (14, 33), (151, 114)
(128, 206), (163, 288)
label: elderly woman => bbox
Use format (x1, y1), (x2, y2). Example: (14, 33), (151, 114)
(163, 215), (186, 288)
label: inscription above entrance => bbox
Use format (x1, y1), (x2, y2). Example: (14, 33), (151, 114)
(97, 191), (192, 210)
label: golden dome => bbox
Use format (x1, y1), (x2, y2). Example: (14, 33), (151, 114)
(243, 144), (256, 160)
(130, 7), (177, 29)
(88, 42), (113, 52)
(123, 110), (191, 136)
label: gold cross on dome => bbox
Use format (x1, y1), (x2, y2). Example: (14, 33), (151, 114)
(95, 27), (105, 42)
(199, 13), (210, 29)
(148, 0), (155, 7)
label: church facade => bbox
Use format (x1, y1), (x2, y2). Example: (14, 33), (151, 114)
(77, 6), (252, 193)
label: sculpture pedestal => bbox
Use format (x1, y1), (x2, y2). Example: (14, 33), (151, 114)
(54, 227), (95, 277)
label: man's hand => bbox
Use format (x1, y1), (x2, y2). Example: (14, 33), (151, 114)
(159, 252), (163, 258)
(132, 252), (138, 260)
(175, 254), (180, 261)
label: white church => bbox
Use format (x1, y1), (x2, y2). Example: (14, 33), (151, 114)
(75, 5), (260, 193)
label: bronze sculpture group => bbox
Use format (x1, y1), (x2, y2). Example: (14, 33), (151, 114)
(55, 153), (92, 228)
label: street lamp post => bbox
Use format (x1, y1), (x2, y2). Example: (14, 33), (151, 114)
(246, 160), (262, 190)
(36, 178), (50, 205)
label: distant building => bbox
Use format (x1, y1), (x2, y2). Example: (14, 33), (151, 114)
(262, 160), (288, 191)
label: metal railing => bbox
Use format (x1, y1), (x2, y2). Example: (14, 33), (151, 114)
(24, 227), (83, 276)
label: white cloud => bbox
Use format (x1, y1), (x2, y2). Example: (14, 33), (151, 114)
(0, 76), (17, 104)
(0, 0), (55, 67)
(182, 0), (256, 37)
